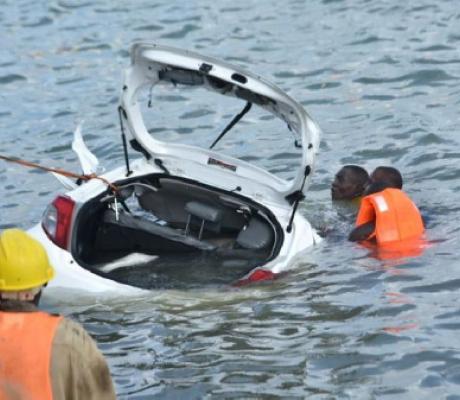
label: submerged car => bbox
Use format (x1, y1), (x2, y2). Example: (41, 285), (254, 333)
(28, 43), (322, 293)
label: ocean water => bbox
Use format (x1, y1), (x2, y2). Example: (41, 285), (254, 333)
(1, 0), (459, 398)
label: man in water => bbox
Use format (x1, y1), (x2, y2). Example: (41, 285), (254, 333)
(317, 165), (369, 238)
(369, 166), (403, 189)
(0, 229), (116, 399)
(348, 181), (424, 243)
(331, 165), (370, 202)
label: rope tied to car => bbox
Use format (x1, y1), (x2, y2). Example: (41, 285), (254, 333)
(0, 154), (119, 193)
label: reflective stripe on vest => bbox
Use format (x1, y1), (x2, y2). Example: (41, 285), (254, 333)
(356, 188), (424, 244)
(0, 311), (63, 400)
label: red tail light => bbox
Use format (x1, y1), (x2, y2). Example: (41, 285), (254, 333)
(42, 195), (75, 249)
(234, 269), (276, 287)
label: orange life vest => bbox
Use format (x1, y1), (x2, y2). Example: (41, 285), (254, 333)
(0, 310), (63, 400)
(355, 188), (424, 244)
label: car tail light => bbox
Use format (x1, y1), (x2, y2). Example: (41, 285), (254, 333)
(234, 269), (276, 286)
(42, 195), (75, 249)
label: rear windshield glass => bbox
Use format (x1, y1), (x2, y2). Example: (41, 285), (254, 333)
(138, 82), (302, 181)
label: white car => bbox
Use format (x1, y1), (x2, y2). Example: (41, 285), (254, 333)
(29, 43), (322, 294)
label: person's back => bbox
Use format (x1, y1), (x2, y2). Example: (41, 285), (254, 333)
(349, 182), (424, 243)
(0, 229), (116, 400)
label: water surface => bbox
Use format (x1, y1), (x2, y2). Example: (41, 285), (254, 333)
(1, 0), (459, 398)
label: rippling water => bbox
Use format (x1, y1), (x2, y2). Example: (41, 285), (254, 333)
(1, 0), (460, 398)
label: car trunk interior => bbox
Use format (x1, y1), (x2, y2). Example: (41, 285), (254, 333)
(72, 174), (282, 289)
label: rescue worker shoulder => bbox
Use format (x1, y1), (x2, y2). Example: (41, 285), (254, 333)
(51, 318), (116, 400)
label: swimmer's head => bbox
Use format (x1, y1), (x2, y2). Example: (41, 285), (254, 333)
(363, 181), (391, 196)
(369, 166), (403, 189)
(331, 165), (370, 201)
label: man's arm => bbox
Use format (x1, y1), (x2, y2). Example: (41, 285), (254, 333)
(348, 221), (375, 242)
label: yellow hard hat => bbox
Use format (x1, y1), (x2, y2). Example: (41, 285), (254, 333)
(0, 229), (55, 291)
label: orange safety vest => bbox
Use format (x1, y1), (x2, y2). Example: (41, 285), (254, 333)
(0, 311), (63, 400)
(356, 188), (424, 244)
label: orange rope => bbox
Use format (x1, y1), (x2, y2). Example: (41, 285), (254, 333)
(0, 154), (118, 192)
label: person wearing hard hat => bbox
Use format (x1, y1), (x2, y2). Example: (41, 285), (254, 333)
(0, 229), (116, 400)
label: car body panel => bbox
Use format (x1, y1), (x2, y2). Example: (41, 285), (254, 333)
(28, 43), (322, 294)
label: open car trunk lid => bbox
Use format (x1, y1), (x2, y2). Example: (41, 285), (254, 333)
(119, 43), (321, 199)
